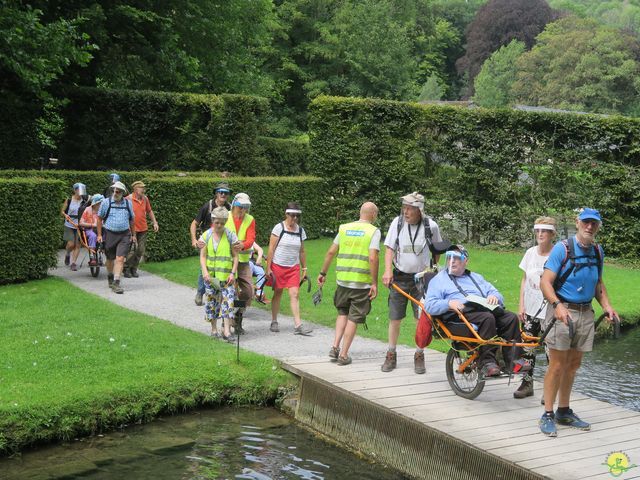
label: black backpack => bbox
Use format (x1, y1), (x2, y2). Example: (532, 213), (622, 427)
(552, 237), (603, 291)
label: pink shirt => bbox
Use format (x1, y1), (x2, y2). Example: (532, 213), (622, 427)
(80, 208), (97, 228)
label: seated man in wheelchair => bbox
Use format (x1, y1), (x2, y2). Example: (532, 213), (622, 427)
(424, 245), (529, 377)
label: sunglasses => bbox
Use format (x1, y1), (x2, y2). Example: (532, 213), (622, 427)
(217, 191), (229, 195)
(287, 213), (301, 218)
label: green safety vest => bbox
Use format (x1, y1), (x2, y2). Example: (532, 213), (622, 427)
(336, 221), (377, 288)
(204, 229), (233, 281)
(225, 213), (254, 263)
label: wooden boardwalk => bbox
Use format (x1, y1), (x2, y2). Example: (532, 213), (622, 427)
(282, 349), (640, 480)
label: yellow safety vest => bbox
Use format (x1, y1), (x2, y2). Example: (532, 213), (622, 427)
(225, 213), (254, 263)
(204, 229), (233, 281)
(336, 221), (377, 288)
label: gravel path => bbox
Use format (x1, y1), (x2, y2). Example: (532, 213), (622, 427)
(50, 252), (416, 363)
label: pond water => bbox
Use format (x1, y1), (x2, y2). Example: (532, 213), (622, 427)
(533, 326), (640, 411)
(1, 407), (407, 480)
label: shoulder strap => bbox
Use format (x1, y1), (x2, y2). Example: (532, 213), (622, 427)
(126, 199), (133, 220)
(64, 197), (71, 214)
(448, 270), (485, 298)
(273, 222), (287, 254)
(423, 216), (433, 241)
(103, 199), (113, 222)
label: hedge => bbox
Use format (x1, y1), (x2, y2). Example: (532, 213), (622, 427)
(308, 96), (640, 258)
(0, 178), (66, 284)
(0, 171), (331, 266)
(258, 136), (311, 175)
(0, 87), (270, 173)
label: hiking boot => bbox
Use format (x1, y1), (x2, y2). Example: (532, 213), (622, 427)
(539, 412), (557, 437)
(70, 263), (78, 271)
(111, 280), (124, 294)
(130, 268), (139, 278)
(195, 291), (204, 306)
(294, 324), (313, 335)
(481, 362), (501, 378)
(337, 355), (352, 366)
(270, 321), (280, 333)
(64, 252), (70, 266)
(123, 269), (132, 278)
(235, 312), (245, 335)
(414, 351), (426, 374)
(381, 351), (397, 372)
(555, 409), (591, 431)
(108, 274), (114, 287)
(513, 379), (534, 399)
(329, 346), (340, 361)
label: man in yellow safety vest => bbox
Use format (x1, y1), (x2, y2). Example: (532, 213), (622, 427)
(317, 202), (380, 365)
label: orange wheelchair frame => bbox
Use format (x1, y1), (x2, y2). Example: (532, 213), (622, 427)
(64, 213), (105, 277)
(391, 283), (554, 399)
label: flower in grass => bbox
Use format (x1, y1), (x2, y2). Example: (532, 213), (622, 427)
(33, 340), (38, 344)
(67, 332), (72, 336)
(33, 362), (37, 366)
(45, 335), (51, 340)
(121, 344), (127, 348)
(109, 337), (115, 343)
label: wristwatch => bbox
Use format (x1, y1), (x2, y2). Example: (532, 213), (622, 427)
(552, 300), (561, 309)
(319, 271), (327, 277)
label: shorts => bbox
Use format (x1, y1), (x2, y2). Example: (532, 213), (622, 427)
(334, 285), (371, 324)
(271, 262), (300, 289)
(104, 229), (131, 260)
(388, 273), (420, 320)
(63, 226), (79, 243)
(542, 302), (595, 352)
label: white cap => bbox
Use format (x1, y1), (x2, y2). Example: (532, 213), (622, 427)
(232, 192), (251, 207)
(112, 181), (127, 192)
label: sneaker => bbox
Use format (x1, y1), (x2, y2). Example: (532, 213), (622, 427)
(130, 268), (139, 278)
(381, 351), (397, 372)
(111, 281), (124, 294)
(481, 362), (501, 378)
(555, 409), (591, 431)
(64, 253), (70, 266)
(123, 269), (132, 278)
(539, 412), (557, 437)
(329, 346), (340, 361)
(270, 322), (280, 333)
(513, 379), (534, 399)
(70, 263), (78, 271)
(294, 324), (313, 336)
(223, 334), (237, 344)
(337, 355), (352, 366)
(511, 358), (532, 373)
(195, 292), (204, 306)
(414, 351), (426, 374)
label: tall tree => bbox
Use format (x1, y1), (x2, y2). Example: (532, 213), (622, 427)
(512, 16), (640, 115)
(473, 40), (526, 108)
(456, 0), (556, 96)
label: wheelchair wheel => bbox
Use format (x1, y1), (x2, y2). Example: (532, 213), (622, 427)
(445, 347), (485, 400)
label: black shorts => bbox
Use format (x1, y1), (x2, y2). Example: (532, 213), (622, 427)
(104, 229), (131, 260)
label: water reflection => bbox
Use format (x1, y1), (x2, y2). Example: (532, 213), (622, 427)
(2, 408), (406, 480)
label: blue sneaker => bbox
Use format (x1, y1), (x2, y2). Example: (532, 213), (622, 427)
(539, 413), (557, 437)
(555, 409), (591, 431)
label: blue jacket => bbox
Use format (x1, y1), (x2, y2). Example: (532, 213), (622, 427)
(424, 269), (504, 316)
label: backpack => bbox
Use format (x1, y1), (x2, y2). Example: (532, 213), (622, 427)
(102, 198), (134, 223)
(552, 237), (603, 292)
(394, 215), (434, 266)
(64, 196), (89, 225)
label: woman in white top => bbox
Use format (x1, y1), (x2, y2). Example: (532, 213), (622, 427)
(266, 202), (312, 335)
(514, 216), (557, 399)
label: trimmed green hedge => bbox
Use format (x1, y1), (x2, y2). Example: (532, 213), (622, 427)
(258, 136), (311, 175)
(0, 179), (66, 284)
(1, 87), (270, 173)
(309, 96), (640, 258)
(0, 171), (331, 264)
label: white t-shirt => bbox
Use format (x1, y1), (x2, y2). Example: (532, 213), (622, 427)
(271, 222), (307, 267)
(519, 246), (550, 319)
(333, 222), (381, 289)
(384, 216), (443, 273)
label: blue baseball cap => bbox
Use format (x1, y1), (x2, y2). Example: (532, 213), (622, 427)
(578, 208), (602, 223)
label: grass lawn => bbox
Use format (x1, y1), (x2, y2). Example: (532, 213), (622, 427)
(0, 277), (294, 454)
(143, 239), (640, 353)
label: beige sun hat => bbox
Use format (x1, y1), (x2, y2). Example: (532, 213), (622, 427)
(401, 192), (425, 211)
(211, 206), (230, 220)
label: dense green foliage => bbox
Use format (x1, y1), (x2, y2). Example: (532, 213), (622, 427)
(473, 40), (525, 107)
(309, 96), (640, 257)
(0, 277), (293, 453)
(549, 0), (640, 35)
(258, 136), (310, 175)
(0, 171), (331, 264)
(0, 178), (65, 284)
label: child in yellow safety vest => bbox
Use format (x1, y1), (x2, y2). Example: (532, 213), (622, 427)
(199, 207), (239, 342)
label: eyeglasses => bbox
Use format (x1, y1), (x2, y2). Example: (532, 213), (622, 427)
(212, 220), (225, 225)
(287, 213), (301, 218)
(114, 189), (123, 194)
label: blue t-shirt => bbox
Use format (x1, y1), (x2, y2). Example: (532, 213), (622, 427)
(545, 237), (603, 304)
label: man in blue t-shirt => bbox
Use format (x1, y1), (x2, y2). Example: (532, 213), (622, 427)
(538, 208), (618, 437)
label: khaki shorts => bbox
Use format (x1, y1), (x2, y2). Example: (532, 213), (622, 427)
(542, 302), (595, 352)
(63, 226), (79, 243)
(334, 285), (371, 324)
(388, 274), (419, 320)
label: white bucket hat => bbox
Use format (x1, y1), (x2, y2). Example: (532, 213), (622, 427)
(401, 192), (425, 212)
